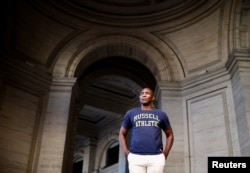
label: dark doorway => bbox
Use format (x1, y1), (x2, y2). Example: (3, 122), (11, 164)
(73, 160), (83, 173)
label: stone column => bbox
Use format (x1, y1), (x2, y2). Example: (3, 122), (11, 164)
(37, 77), (77, 173)
(118, 144), (128, 173)
(82, 138), (97, 173)
(226, 51), (250, 156)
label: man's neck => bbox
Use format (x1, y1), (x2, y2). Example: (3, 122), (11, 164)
(141, 104), (153, 110)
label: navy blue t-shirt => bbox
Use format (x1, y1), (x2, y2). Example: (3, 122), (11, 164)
(122, 107), (171, 155)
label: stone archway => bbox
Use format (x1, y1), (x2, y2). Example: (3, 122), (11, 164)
(50, 34), (182, 173)
(52, 35), (177, 81)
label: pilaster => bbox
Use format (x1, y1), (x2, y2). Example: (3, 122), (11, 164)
(155, 81), (185, 173)
(226, 50), (250, 156)
(82, 138), (97, 173)
(37, 77), (77, 173)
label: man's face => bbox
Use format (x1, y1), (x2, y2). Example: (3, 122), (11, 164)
(139, 88), (155, 105)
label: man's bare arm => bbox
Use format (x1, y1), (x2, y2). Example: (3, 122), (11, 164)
(119, 127), (130, 157)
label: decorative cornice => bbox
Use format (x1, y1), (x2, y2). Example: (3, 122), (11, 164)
(226, 49), (250, 77)
(156, 67), (231, 97)
(1, 57), (52, 94)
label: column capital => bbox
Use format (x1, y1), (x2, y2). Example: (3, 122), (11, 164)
(50, 77), (77, 91)
(226, 49), (250, 74)
(155, 81), (181, 98)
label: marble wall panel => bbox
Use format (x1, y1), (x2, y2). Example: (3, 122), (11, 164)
(0, 84), (41, 173)
(187, 90), (234, 173)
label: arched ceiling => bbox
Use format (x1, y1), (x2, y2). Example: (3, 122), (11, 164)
(76, 57), (157, 135)
(69, 0), (186, 16)
(45, 0), (208, 27)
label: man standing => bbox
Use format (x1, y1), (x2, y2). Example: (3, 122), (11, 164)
(119, 87), (174, 173)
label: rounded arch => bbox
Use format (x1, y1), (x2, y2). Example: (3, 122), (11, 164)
(73, 152), (83, 163)
(74, 56), (159, 116)
(77, 56), (157, 93)
(52, 35), (171, 81)
(96, 133), (120, 169)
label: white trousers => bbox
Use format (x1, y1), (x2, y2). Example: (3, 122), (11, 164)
(127, 153), (165, 173)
